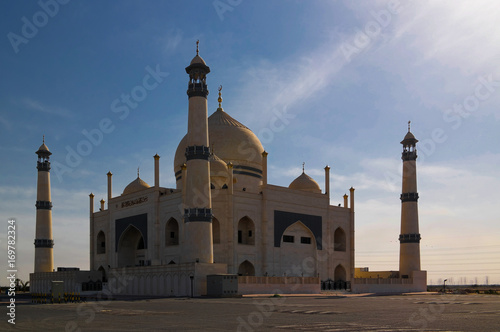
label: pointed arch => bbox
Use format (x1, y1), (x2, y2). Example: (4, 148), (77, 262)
(96, 231), (106, 254)
(237, 216), (255, 245)
(334, 227), (346, 252)
(212, 217), (220, 244)
(117, 225), (145, 268)
(334, 264), (346, 282)
(165, 217), (179, 246)
(238, 260), (255, 276)
(97, 265), (107, 282)
(279, 221), (317, 277)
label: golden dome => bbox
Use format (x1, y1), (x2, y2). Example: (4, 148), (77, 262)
(289, 172), (321, 193)
(122, 176), (150, 195)
(190, 54), (207, 66)
(38, 143), (49, 152)
(174, 108), (264, 183)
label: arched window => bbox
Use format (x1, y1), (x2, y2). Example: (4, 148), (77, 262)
(238, 260), (255, 276)
(212, 217), (220, 244)
(237, 216), (255, 245)
(334, 264), (346, 282)
(165, 218), (179, 246)
(334, 227), (346, 252)
(96, 231), (106, 254)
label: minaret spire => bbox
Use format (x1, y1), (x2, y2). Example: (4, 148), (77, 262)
(34, 137), (54, 273)
(399, 124), (421, 278)
(183, 42), (213, 264)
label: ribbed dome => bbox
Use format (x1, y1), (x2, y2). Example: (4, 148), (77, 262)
(174, 108), (264, 188)
(122, 177), (150, 195)
(289, 172), (321, 193)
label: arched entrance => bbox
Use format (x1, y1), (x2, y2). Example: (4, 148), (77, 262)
(334, 264), (346, 282)
(280, 221), (317, 277)
(117, 225), (145, 267)
(238, 260), (255, 276)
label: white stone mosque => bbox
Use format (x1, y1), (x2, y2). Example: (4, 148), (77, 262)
(30, 43), (426, 296)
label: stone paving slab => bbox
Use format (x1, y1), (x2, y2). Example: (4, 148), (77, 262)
(2, 293), (500, 331)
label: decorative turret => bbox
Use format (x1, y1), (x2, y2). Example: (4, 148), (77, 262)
(182, 41), (213, 264)
(34, 136), (54, 273)
(399, 121), (421, 277)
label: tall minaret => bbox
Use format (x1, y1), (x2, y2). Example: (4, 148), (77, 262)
(34, 137), (54, 273)
(399, 122), (421, 277)
(182, 41), (213, 264)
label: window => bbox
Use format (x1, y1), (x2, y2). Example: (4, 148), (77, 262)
(283, 235), (294, 243)
(166, 218), (179, 246)
(96, 231), (106, 254)
(300, 237), (311, 244)
(237, 217), (255, 245)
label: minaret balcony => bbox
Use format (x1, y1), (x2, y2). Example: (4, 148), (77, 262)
(184, 207), (213, 222)
(401, 150), (417, 161)
(37, 161), (51, 171)
(187, 82), (209, 98)
(399, 233), (421, 243)
(34, 238), (54, 248)
(185, 145), (210, 161)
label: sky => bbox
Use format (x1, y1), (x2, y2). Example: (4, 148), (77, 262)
(0, 0), (499, 286)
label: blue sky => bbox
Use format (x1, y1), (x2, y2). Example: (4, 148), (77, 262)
(1, 0), (499, 285)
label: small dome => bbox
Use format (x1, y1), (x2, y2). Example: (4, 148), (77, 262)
(122, 177), (150, 195)
(210, 153), (228, 176)
(190, 54), (207, 66)
(38, 143), (49, 152)
(289, 172), (321, 193)
(401, 131), (418, 145)
(404, 131), (415, 141)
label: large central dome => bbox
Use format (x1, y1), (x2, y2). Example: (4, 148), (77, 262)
(174, 108), (264, 190)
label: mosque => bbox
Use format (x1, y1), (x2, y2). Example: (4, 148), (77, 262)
(30, 44), (426, 296)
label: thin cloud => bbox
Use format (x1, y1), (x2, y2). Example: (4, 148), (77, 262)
(21, 98), (73, 118)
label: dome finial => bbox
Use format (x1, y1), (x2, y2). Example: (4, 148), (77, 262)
(218, 85), (223, 109)
(408, 120), (411, 132)
(42, 135), (45, 144)
(196, 40), (199, 56)
(302, 162), (305, 173)
(137, 167), (140, 178)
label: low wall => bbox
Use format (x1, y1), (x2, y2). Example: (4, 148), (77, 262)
(30, 270), (102, 293)
(106, 263), (227, 297)
(238, 276), (320, 294)
(352, 271), (427, 293)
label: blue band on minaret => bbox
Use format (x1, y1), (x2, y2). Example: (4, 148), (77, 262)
(36, 201), (53, 210)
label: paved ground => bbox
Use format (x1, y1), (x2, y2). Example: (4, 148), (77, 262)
(2, 292), (500, 331)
